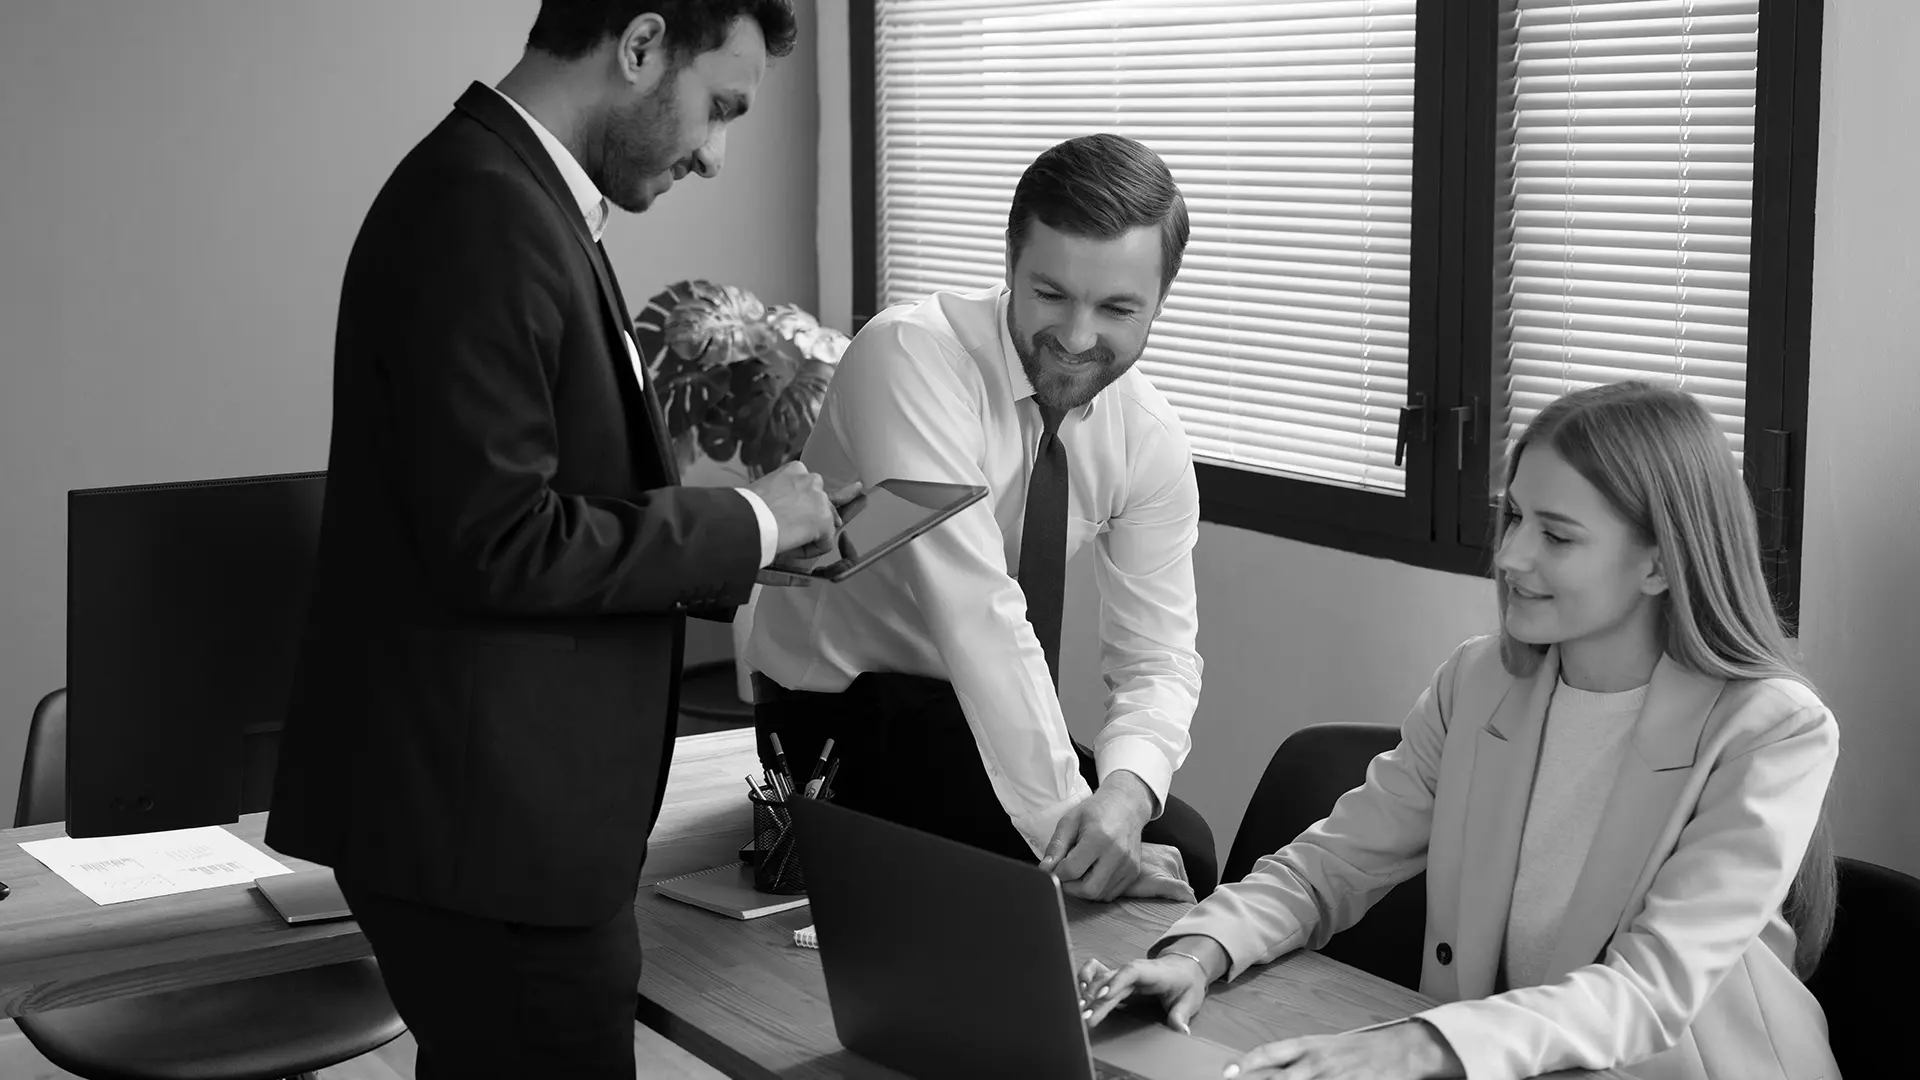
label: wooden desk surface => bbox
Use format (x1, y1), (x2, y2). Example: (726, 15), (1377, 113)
(0, 815), (369, 1016)
(0, 728), (1616, 1078)
(637, 731), (1621, 1080)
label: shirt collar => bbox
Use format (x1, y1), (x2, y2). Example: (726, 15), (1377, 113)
(995, 285), (1099, 421)
(489, 84), (612, 242)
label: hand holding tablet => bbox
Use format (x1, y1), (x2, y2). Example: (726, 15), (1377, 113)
(756, 479), (988, 587)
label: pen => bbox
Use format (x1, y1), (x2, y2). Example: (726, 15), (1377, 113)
(763, 769), (786, 800)
(746, 776), (772, 801)
(819, 759), (841, 802)
(803, 738), (836, 798)
(769, 733), (797, 796)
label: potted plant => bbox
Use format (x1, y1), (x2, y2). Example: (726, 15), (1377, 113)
(632, 281), (850, 705)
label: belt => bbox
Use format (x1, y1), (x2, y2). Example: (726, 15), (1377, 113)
(749, 672), (802, 704)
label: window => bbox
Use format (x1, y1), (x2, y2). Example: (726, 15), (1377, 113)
(853, 0), (1822, 602)
(873, 0), (1420, 494)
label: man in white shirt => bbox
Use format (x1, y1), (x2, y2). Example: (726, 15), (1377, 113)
(747, 134), (1215, 900)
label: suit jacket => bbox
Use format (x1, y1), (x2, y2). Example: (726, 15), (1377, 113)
(1161, 636), (1840, 1080)
(265, 83), (761, 927)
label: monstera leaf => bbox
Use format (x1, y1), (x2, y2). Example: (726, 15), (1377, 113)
(630, 280), (848, 479)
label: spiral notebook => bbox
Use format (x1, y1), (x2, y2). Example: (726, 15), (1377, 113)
(654, 862), (809, 920)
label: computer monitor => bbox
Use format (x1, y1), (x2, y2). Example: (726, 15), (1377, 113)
(65, 470), (325, 837)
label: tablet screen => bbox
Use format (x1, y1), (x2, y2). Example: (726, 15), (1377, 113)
(778, 479), (986, 581)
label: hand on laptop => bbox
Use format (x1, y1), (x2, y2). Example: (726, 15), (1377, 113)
(1076, 936), (1224, 1035)
(1038, 771), (1156, 901)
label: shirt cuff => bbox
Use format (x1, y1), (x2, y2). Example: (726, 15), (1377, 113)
(1007, 781), (1094, 860)
(1095, 736), (1174, 820)
(737, 488), (778, 568)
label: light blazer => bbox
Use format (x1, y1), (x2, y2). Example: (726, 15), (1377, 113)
(1160, 635), (1839, 1080)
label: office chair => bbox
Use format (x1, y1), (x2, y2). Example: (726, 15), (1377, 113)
(1805, 855), (1920, 1077)
(1223, 722), (1427, 991)
(14, 688), (407, 1080)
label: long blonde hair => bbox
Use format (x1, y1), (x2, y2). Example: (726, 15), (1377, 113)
(1493, 381), (1835, 977)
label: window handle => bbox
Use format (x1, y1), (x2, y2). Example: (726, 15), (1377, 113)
(1452, 401), (1479, 472)
(1395, 394), (1431, 467)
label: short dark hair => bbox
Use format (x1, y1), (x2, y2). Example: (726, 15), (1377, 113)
(527, 1), (797, 62)
(1006, 134), (1191, 294)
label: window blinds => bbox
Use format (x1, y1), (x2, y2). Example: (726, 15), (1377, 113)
(1494, 0), (1760, 465)
(874, 0), (1420, 493)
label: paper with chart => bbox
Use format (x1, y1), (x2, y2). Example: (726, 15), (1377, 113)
(19, 825), (293, 905)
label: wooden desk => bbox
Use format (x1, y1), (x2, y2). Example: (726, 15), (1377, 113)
(0, 728), (754, 1018)
(635, 731), (1623, 1079)
(0, 816), (368, 1016)
(0, 729), (1618, 1078)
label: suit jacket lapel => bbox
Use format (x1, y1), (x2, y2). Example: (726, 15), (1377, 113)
(452, 83), (675, 485)
(1545, 656), (1725, 978)
(1454, 649), (1557, 997)
(593, 241), (681, 483)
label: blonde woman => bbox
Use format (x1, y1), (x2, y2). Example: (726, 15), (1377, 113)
(1080, 382), (1840, 1080)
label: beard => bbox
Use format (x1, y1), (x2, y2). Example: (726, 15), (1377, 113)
(590, 78), (684, 214)
(1007, 307), (1144, 412)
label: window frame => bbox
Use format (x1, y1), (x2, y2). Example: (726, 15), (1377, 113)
(848, 0), (1822, 606)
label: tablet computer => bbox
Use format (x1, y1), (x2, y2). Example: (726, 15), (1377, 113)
(756, 479), (987, 586)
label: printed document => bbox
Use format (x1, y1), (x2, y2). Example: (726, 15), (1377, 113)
(20, 826), (293, 905)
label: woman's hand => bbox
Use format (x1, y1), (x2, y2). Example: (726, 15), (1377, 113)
(1220, 1021), (1464, 1079)
(1075, 953), (1213, 1034)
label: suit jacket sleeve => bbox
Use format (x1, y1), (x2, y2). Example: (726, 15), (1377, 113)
(1415, 695), (1838, 1080)
(1151, 640), (1465, 979)
(384, 169), (760, 615)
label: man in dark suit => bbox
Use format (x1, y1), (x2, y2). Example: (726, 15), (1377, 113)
(265, 3), (831, 1076)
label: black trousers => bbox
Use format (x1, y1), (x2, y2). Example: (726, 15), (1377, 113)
(336, 875), (641, 1079)
(753, 672), (1217, 897)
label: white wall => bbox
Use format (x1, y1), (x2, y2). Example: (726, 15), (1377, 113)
(1794, 0), (1920, 877)
(0, 0), (820, 818)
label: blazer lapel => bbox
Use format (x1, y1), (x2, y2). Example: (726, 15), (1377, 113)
(452, 84), (677, 484)
(1545, 656), (1725, 978)
(1454, 649), (1558, 997)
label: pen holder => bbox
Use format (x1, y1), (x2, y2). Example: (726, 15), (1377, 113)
(747, 792), (806, 895)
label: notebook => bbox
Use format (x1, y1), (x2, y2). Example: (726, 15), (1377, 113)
(655, 862), (809, 920)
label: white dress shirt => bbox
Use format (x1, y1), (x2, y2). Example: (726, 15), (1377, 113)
(489, 85), (777, 566)
(746, 284), (1203, 856)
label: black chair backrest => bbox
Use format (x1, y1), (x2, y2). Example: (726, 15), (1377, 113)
(1225, 721), (1426, 991)
(17, 688), (68, 829)
(1806, 855), (1920, 1076)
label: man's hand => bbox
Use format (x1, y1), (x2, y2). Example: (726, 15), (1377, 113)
(747, 463), (840, 556)
(1038, 770), (1156, 901)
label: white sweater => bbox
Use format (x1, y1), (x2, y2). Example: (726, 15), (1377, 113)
(1503, 679), (1649, 990)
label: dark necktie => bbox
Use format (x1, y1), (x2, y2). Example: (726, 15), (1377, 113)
(1018, 403), (1070, 688)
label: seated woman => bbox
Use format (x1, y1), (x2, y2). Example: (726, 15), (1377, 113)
(1080, 381), (1840, 1080)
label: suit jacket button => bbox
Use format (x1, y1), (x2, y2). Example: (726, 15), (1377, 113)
(1436, 942), (1453, 965)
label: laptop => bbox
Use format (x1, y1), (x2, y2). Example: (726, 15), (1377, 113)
(791, 798), (1243, 1080)
(755, 479), (988, 586)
